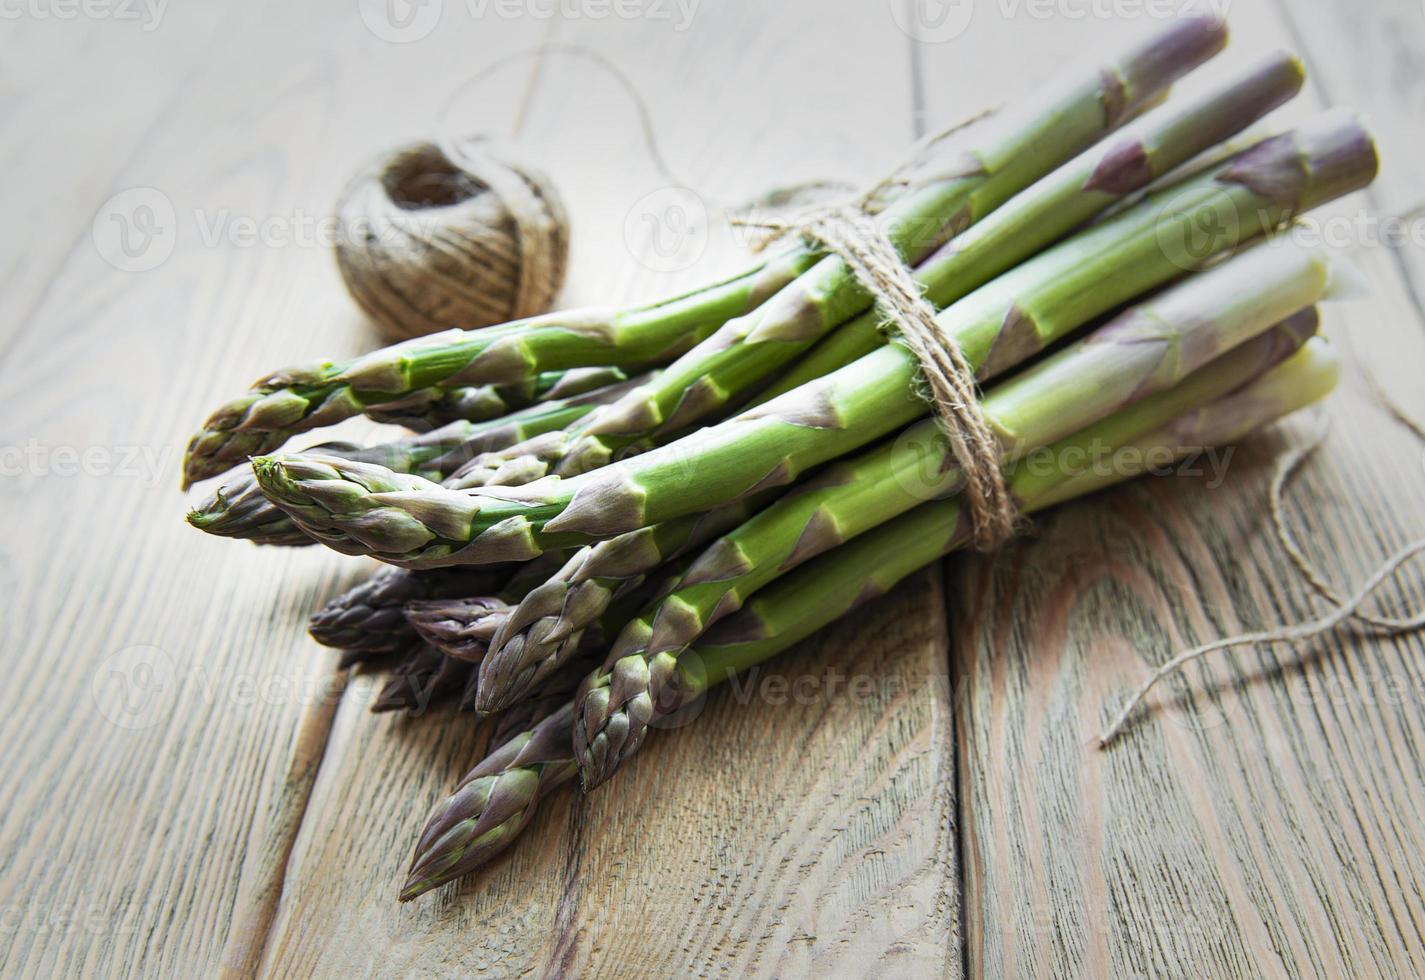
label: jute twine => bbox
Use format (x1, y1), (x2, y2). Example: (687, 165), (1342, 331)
(334, 138), (569, 341)
(733, 108), (1018, 552)
(1098, 384), (1425, 747)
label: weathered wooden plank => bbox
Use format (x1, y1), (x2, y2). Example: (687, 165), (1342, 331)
(0, 4), (548, 977)
(0, 5), (239, 350)
(938, 2), (1425, 976)
(255, 2), (961, 975)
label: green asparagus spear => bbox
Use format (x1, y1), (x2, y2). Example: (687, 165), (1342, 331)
(752, 50), (1305, 404)
(472, 501), (762, 712)
(488, 240), (1331, 716)
(575, 310), (1322, 785)
(251, 115), (1376, 567)
(364, 366), (633, 428)
(404, 559), (673, 707)
(309, 565), (512, 659)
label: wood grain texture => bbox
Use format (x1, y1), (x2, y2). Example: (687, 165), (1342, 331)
(6, 0), (1424, 976)
(938, 3), (1425, 977)
(0, 3), (548, 976)
(0, 4), (238, 351)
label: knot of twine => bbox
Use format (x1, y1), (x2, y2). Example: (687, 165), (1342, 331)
(732, 115), (1016, 551)
(334, 138), (569, 342)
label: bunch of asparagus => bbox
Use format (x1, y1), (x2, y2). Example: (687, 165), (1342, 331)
(182, 16), (1380, 900)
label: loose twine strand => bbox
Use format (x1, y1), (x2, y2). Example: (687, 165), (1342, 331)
(1098, 366), (1425, 747)
(731, 107), (1020, 551)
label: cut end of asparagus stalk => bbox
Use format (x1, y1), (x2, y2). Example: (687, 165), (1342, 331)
(1218, 109), (1378, 213)
(1112, 15), (1230, 124)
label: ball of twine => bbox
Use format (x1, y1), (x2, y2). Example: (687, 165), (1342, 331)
(333, 138), (569, 341)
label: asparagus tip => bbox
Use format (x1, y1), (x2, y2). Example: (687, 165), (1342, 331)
(397, 875), (439, 903)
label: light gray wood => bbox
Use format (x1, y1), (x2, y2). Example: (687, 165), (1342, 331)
(0, 3), (548, 976)
(5, 1), (1424, 976)
(936, 3), (1425, 977)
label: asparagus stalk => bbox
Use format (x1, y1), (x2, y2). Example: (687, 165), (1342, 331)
(442, 428), (606, 491)
(372, 645), (474, 714)
(473, 501), (761, 712)
(189, 446), (358, 547)
(365, 551), (574, 710)
(404, 596), (513, 662)
(251, 114), (1376, 567)
(442, 18), (1235, 488)
(573, 333), (1341, 787)
(486, 658), (596, 744)
(188, 372), (649, 546)
(752, 50), (1305, 404)
(401, 702), (579, 900)
(364, 366), (633, 428)
(400, 567), (662, 713)
(401, 339), (1339, 898)
(181, 151), (973, 491)
(411, 526), (706, 691)
(309, 565), (511, 659)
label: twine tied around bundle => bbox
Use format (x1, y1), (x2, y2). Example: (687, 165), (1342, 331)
(732, 110), (1018, 552)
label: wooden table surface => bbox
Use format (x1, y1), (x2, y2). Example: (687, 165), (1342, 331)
(3, 0), (1425, 976)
